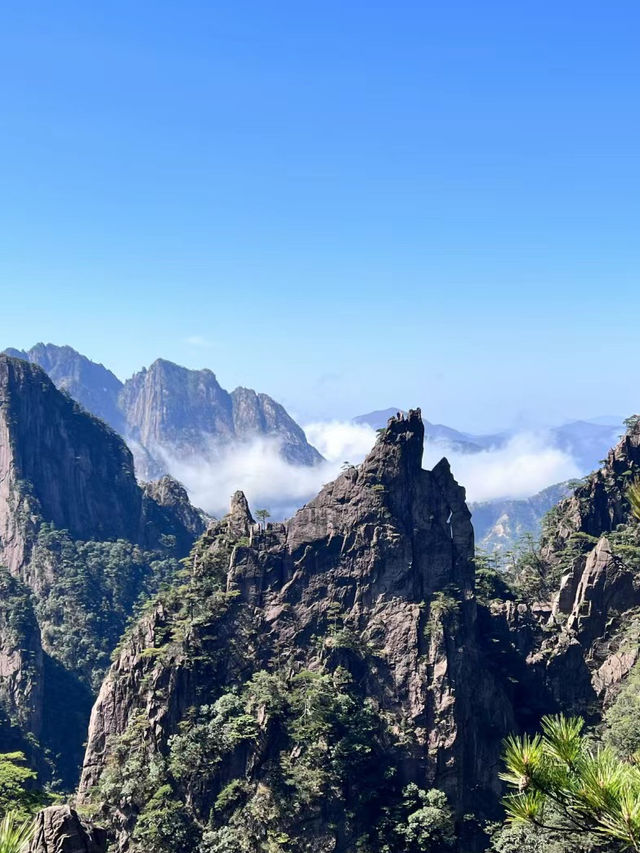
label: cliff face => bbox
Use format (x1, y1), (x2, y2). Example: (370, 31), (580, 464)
(120, 359), (235, 456)
(0, 355), (206, 786)
(4, 344), (124, 434)
(0, 355), (204, 574)
(5, 345), (323, 480)
(78, 411), (517, 851)
(0, 356), (142, 562)
(121, 359), (323, 472)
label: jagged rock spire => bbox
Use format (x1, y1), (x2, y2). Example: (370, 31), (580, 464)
(227, 490), (255, 537)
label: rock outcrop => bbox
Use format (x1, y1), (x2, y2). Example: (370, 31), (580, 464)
(28, 806), (107, 853)
(0, 354), (205, 577)
(78, 411), (518, 850)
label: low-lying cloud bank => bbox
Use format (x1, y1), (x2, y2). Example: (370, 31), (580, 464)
(159, 420), (583, 520)
(424, 432), (581, 505)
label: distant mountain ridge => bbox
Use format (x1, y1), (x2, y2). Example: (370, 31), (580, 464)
(5, 344), (322, 478)
(354, 408), (623, 472)
(470, 481), (573, 553)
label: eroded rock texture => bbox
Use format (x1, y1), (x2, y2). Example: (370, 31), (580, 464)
(0, 354), (206, 785)
(28, 806), (107, 853)
(79, 411), (519, 850)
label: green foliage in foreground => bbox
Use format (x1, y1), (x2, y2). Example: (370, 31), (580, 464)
(501, 714), (640, 851)
(627, 480), (640, 523)
(0, 752), (48, 821)
(604, 663), (640, 760)
(0, 811), (36, 853)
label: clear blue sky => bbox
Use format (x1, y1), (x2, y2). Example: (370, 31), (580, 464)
(1, 1), (638, 430)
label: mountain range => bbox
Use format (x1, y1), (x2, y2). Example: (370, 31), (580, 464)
(0, 362), (640, 851)
(4, 344), (322, 480)
(2, 347), (626, 556)
(355, 407), (623, 472)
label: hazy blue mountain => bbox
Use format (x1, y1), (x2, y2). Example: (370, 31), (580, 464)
(470, 482), (573, 553)
(355, 409), (623, 475)
(5, 344), (323, 479)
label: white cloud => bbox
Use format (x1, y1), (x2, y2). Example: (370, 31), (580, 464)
(426, 432), (581, 503)
(152, 421), (581, 521)
(303, 420), (377, 463)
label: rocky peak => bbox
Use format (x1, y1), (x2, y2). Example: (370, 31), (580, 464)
(4, 343), (124, 432)
(227, 489), (255, 537)
(0, 354), (142, 555)
(120, 359), (234, 453)
(282, 408), (474, 604)
(78, 408), (506, 845)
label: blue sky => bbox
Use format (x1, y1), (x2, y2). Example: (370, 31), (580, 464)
(1, 1), (638, 430)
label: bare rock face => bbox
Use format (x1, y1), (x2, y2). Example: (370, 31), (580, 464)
(563, 537), (640, 644)
(28, 806), (107, 853)
(0, 354), (204, 580)
(0, 355), (142, 570)
(119, 359), (323, 475)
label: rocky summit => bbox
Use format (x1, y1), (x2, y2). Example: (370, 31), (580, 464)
(76, 411), (519, 850)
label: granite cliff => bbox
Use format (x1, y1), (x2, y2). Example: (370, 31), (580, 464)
(77, 411), (519, 851)
(0, 354), (206, 784)
(6, 344), (322, 479)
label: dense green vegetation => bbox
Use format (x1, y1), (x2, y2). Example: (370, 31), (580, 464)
(30, 523), (182, 690)
(0, 811), (37, 853)
(95, 667), (455, 853)
(86, 532), (457, 853)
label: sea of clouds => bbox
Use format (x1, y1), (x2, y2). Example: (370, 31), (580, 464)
(160, 420), (582, 519)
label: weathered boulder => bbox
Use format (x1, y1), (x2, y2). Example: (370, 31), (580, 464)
(28, 806), (107, 853)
